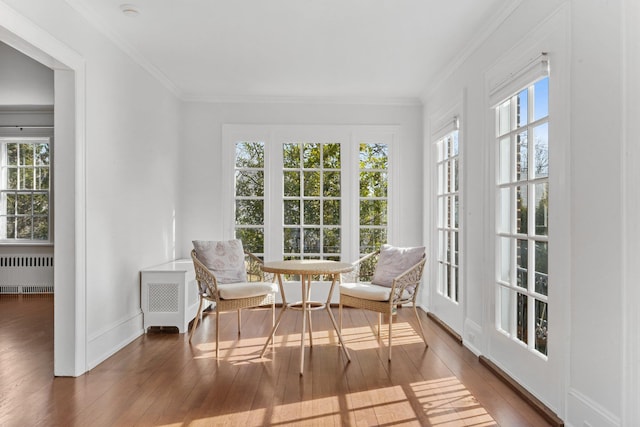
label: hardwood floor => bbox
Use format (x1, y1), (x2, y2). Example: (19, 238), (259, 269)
(0, 294), (553, 426)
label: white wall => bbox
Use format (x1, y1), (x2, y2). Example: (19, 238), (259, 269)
(1, 0), (182, 371)
(0, 41), (53, 105)
(179, 101), (424, 259)
(424, 0), (628, 425)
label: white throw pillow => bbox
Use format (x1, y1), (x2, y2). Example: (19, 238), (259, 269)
(371, 244), (425, 288)
(192, 239), (247, 283)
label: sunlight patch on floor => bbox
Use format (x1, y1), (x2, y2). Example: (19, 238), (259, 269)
(411, 377), (497, 426)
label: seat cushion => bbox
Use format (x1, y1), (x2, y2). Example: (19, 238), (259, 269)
(193, 239), (248, 283)
(340, 282), (412, 302)
(371, 244), (425, 287)
(218, 281), (278, 300)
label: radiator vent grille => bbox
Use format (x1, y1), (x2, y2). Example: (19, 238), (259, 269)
(0, 255), (54, 294)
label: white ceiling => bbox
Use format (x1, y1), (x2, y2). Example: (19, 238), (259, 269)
(67, 0), (514, 103)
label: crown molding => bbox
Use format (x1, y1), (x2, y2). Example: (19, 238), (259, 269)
(181, 93), (423, 106)
(420, 0), (524, 102)
(64, 0), (182, 98)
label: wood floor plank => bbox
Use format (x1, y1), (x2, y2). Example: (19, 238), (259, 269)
(0, 294), (555, 426)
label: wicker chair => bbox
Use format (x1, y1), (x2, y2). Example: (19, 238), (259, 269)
(190, 248), (277, 358)
(339, 248), (428, 361)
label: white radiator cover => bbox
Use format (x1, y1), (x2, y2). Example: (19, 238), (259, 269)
(0, 255), (54, 294)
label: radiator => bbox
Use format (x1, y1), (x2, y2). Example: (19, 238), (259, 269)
(0, 255), (54, 294)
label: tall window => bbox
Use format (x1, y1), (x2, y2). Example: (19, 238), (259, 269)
(282, 142), (341, 260)
(228, 126), (394, 267)
(0, 138), (50, 241)
(436, 130), (459, 302)
(496, 77), (549, 356)
(234, 141), (265, 255)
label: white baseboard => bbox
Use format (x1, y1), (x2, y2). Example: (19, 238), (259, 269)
(463, 318), (483, 353)
(87, 310), (144, 370)
(566, 388), (620, 427)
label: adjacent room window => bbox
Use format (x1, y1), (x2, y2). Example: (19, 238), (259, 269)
(0, 138), (51, 242)
(495, 76), (549, 356)
(436, 129), (459, 303)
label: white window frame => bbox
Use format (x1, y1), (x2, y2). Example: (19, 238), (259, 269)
(0, 136), (52, 244)
(222, 125), (399, 263)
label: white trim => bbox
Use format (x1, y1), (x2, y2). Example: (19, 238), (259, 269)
(0, 0), (88, 376)
(63, 0), (181, 98)
(184, 94), (423, 106)
(567, 388), (621, 427)
(86, 310), (144, 370)
(421, 0), (525, 101)
(489, 53), (549, 107)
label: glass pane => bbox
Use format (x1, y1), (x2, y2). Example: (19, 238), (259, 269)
(359, 228), (386, 253)
(5, 216), (15, 238)
(33, 194), (48, 215)
(516, 292), (528, 344)
(517, 88), (528, 128)
(499, 137), (511, 184)
(323, 171), (341, 196)
(323, 200), (340, 225)
(303, 171), (320, 196)
(284, 227), (301, 253)
(283, 171), (300, 197)
(498, 100), (511, 136)
(360, 199), (387, 226)
(6, 193), (15, 215)
(235, 142), (264, 168)
(21, 168), (34, 190)
(35, 143), (49, 166)
(535, 183), (549, 236)
(516, 239), (528, 289)
(235, 200), (264, 225)
(283, 143), (301, 168)
(534, 123), (549, 178)
(17, 217), (31, 239)
(454, 231), (459, 265)
(535, 300), (548, 355)
(35, 167), (49, 190)
(453, 195), (459, 229)
(359, 172), (387, 197)
(236, 228), (264, 254)
(533, 77), (549, 121)
(303, 228), (320, 253)
(516, 185), (528, 234)
(360, 143), (388, 169)
(437, 196), (444, 228)
(235, 170), (264, 197)
(499, 286), (511, 332)
(499, 237), (512, 283)
(453, 158), (459, 192)
(7, 169), (17, 190)
(19, 144), (33, 166)
(445, 196), (453, 228)
(438, 230), (446, 262)
(535, 241), (548, 296)
(283, 200), (300, 225)
(322, 143), (340, 168)
(303, 200), (320, 225)
(517, 131), (528, 181)
(452, 131), (459, 156)
(32, 217), (48, 240)
(498, 187), (511, 234)
(443, 162), (450, 193)
(17, 194), (32, 215)
(454, 266), (459, 302)
(7, 143), (17, 166)
(303, 143), (321, 168)
(437, 164), (444, 194)
(323, 228), (340, 253)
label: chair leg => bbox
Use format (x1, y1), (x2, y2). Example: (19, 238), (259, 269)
(215, 310), (220, 359)
(307, 308), (313, 347)
(388, 309), (393, 361)
(237, 309), (242, 336)
(413, 304), (428, 347)
(377, 313), (382, 337)
(189, 297), (204, 343)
